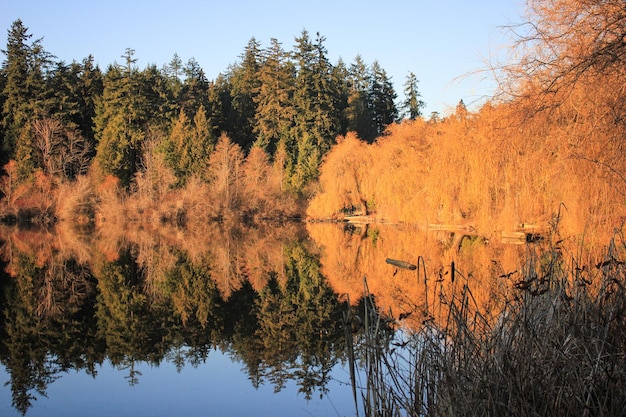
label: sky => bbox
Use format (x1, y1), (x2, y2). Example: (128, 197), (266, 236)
(1, 0), (526, 117)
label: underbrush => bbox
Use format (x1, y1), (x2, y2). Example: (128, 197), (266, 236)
(347, 228), (626, 417)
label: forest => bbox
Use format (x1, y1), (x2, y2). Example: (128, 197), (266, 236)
(1, 0), (626, 242)
(0, 21), (412, 229)
(2, 1), (626, 415)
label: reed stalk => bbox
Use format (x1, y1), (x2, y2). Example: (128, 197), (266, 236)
(346, 227), (626, 417)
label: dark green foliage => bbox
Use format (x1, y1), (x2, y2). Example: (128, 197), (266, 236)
(289, 31), (342, 190)
(253, 38), (296, 155)
(1, 20), (53, 177)
(402, 71), (426, 120)
(346, 55), (377, 142)
(94, 59), (175, 186)
(0, 21), (405, 192)
(369, 61), (398, 137)
(226, 38), (262, 149)
(178, 57), (210, 117)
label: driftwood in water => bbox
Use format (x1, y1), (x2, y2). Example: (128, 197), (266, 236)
(385, 258), (417, 270)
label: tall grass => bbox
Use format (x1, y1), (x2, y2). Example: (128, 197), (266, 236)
(347, 227), (626, 416)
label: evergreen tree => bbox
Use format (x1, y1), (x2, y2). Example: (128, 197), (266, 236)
(0, 68), (5, 162)
(159, 109), (193, 184)
(369, 61), (397, 137)
(206, 75), (229, 143)
(330, 57), (350, 136)
(162, 53), (184, 98)
(402, 71), (425, 120)
(140, 64), (176, 128)
(290, 132), (320, 191)
(158, 104), (214, 186)
(94, 64), (136, 184)
(292, 30), (316, 140)
(1, 20), (52, 175)
(227, 38), (261, 150)
(288, 31), (342, 191)
(47, 61), (82, 130)
(292, 31), (339, 155)
(179, 57), (209, 117)
(94, 54), (172, 186)
(76, 56), (103, 145)
(346, 55), (376, 142)
(253, 38), (295, 155)
(191, 104), (215, 174)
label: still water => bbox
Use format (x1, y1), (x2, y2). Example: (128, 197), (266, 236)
(0, 221), (528, 416)
(0, 348), (356, 417)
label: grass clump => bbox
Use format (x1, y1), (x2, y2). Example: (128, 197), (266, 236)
(348, 228), (626, 417)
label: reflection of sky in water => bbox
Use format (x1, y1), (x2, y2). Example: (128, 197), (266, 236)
(0, 348), (356, 417)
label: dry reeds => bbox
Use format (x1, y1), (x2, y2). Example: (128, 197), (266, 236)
(348, 228), (626, 417)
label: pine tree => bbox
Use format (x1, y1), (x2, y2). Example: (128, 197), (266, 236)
(293, 31), (339, 154)
(330, 57), (350, 135)
(253, 38), (295, 155)
(94, 64), (136, 184)
(227, 38), (262, 149)
(1, 20), (52, 175)
(157, 104), (215, 186)
(369, 61), (397, 137)
(94, 53), (173, 186)
(191, 105), (215, 175)
(346, 55), (376, 142)
(1, 20), (30, 162)
(289, 31), (340, 191)
(206, 76), (229, 144)
(402, 71), (425, 120)
(47, 61), (82, 130)
(179, 57), (209, 117)
(160, 109), (193, 184)
(292, 29), (317, 140)
(139, 64), (176, 130)
(76, 55), (103, 145)
(163, 53), (184, 98)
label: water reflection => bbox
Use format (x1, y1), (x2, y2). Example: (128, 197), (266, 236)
(307, 221), (528, 329)
(0, 220), (540, 415)
(0, 222), (359, 415)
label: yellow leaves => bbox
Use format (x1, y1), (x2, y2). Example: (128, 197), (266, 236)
(309, 89), (625, 242)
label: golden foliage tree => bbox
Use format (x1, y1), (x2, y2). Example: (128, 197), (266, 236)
(207, 133), (244, 213)
(307, 132), (372, 218)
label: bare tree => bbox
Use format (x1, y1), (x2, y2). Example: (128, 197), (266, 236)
(493, 0), (626, 194)
(32, 118), (92, 180)
(497, 0), (626, 101)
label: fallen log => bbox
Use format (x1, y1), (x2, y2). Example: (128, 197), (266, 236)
(385, 258), (417, 270)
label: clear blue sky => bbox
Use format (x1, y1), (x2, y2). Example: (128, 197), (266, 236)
(1, 0), (525, 117)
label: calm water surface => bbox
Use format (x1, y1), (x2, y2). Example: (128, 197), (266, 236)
(0, 221), (526, 416)
(0, 348), (356, 417)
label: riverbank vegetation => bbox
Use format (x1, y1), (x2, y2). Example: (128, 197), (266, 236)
(309, 0), (626, 247)
(0, 22), (405, 230)
(2, 1), (626, 415)
(1, 0), (625, 248)
(348, 224), (626, 417)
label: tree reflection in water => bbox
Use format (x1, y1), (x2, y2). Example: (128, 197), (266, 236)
(0, 223), (360, 415)
(3, 220), (600, 416)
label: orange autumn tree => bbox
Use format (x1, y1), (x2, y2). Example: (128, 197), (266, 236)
(307, 132), (373, 218)
(307, 0), (626, 243)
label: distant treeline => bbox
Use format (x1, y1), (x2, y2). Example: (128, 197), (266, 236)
(3, 0), (626, 243)
(0, 20), (423, 195)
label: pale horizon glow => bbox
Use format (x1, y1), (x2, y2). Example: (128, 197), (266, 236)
(1, 0), (525, 117)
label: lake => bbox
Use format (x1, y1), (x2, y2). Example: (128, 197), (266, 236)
(0, 221), (398, 416)
(4, 219), (617, 416)
(0, 346), (357, 417)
